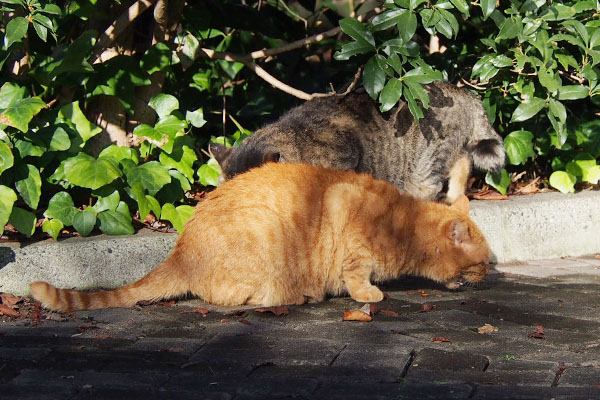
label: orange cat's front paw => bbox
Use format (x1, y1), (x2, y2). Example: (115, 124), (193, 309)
(351, 286), (384, 303)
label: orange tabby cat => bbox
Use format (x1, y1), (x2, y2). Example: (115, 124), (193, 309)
(30, 163), (490, 312)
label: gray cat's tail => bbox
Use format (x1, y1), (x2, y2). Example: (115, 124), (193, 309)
(468, 111), (506, 173)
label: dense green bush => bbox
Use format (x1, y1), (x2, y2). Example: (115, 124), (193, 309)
(0, 0), (598, 239)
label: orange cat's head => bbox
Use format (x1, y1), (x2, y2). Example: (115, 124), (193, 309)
(417, 195), (490, 289)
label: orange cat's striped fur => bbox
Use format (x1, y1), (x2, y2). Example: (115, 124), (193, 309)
(30, 163), (490, 312)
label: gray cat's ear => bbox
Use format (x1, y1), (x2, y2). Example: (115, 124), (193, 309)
(262, 151), (281, 163)
(450, 195), (470, 214)
(446, 219), (470, 245)
(209, 143), (232, 165)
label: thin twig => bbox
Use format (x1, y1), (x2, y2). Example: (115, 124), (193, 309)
(92, 0), (158, 64)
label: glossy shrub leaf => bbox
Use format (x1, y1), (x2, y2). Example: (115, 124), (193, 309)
(549, 171), (576, 193)
(557, 85), (589, 100)
(548, 99), (567, 123)
(161, 203), (194, 233)
(504, 130), (536, 165)
(371, 9), (406, 31)
(97, 208), (134, 236)
(397, 10), (418, 42)
(9, 207), (36, 237)
(42, 219), (64, 240)
(363, 55), (386, 99)
(0, 97), (46, 133)
(149, 94), (179, 118)
(379, 79), (403, 112)
(44, 191), (77, 226)
(5, 17), (29, 48)
(73, 210), (96, 237)
(14, 164), (42, 210)
(334, 41), (374, 60)
(450, 0), (469, 15)
(480, 0), (496, 20)
(485, 169), (510, 195)
(64, 153), (122, 190)
(0, 185), (17, 235)
(0, 141), (14, 176)
(339, 18), (375, 48)
(59, 101), (102, 144)
(510, 97), (546, 122)
(125, 161), (171, 195)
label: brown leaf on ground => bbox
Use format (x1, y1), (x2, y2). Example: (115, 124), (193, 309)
(0, 293), (22, 308)
(477, 323), (499, 334)
(472, 190), (508, 200)
(159, 300), (176, 307)
(255, 306), (290, 316)
(180, 307), (210, 316)
(0, 303), (19, 317)
(432, 337), (451, 343)
(380, 309), (399, 317)
(226, 310), (247, 317)
(343, 309), (372, 322)
(528, 325), (545, 339)
(220, 318), (230, 324)
(420, 303), (434, 313)
(514, 177), (541, 195)
(417, 289), (430, 297)
(239, 319), (252, 325)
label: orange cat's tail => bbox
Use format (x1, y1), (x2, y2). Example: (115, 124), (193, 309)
(29, 259), (186, 312)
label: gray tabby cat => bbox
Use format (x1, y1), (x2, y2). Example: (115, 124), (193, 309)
(210, 81), (505, 203)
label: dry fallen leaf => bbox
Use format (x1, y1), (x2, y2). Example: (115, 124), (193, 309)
(0, 293), (22, 308)
(180, 307), (210, 316)
(472, 190), (509, 200)
(432, 337), (451, 343)
(255, 306), (290, 316)
(239, 319), (252, 325)
(220, 318), (230, 324)
(477, 323), (499, 334)
(380, 309), (399, 317)
(343, 309), (372, 322)
(528, 325), (545, 339)
(420, 303), (434, 313)
(0, 303), (19, 317)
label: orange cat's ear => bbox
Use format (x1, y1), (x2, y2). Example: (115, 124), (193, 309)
(446, 219), (470, 245)
(450, 195), (470, 214)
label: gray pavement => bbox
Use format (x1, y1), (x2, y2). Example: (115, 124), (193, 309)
(1, 258), (600, 399)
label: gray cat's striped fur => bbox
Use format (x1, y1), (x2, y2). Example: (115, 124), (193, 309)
(211, 81), (505, 203)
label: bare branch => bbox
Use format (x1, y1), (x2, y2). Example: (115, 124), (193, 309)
(92, 0), (158, 63)
(248, 26), (341, 59)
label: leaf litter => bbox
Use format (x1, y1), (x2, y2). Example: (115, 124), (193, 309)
(528, 325), (545, 339)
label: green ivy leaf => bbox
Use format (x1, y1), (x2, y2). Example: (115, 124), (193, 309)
(149, 93), (179, 119)
(510, 97), (546, 122)
(379, 78), (403, 112)
(44, 191), (77, 226)
(64, 153), (122, 190)
(198, 158), (222, 187)
(339, 18), (375, 48)
(59, 101), (102, 144)
(141, 42), (179, 74)
(549, 171), (576, 193)
(9, 206), (36, 237)
(125, 161), (171, 195)
(0, 185), (17, 235)
(42, 219), (64, 240)
(0, 141), (14, 176)
(504, 130), (536, 165)
(186, 108), (207, 128)
(485, 169), (510, 195)
(97, 208), (134, 236)
(161, 203), (194, 233)
(93, 190), (120, 212)
(557, 85), (589, 100)
(99, 145), (139, 164)
(14, 164), (42, 210)
(0, 97), (46, 133)
(158, 138), (197, 182)
(73, 210), (96, 237)
(5, 17), (29, 48)
(363, 55), (386, 99)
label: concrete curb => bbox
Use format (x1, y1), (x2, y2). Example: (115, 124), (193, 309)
(1, 190), (599, 296)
